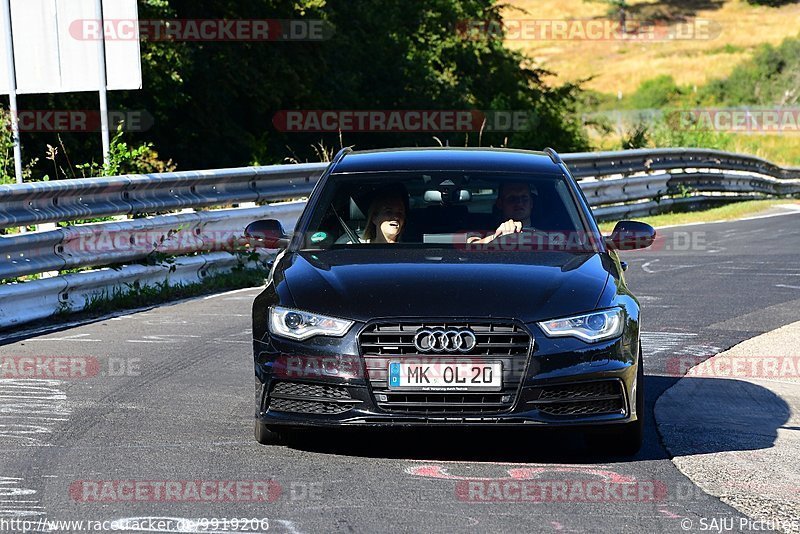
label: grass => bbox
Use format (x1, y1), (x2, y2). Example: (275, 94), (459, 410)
(504, 0), (800, 95)
(598, 198), (800, 232)
(591, 130), (800, 167)
(75, 267), (268, 317)
(726, 135), (800, 167)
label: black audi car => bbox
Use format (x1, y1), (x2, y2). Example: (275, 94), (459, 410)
(247, 147), (655, 454)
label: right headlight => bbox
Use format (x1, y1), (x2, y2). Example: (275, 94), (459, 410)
(537, 308), (624, 343)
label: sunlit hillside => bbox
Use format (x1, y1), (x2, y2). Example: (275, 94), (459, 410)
(504, 0), (800, 96)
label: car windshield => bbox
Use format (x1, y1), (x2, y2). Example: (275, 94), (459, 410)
(298, 172), (599, 252)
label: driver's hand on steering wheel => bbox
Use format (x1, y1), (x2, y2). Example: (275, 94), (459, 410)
(466, 219), (524, 244)
(494, 219), (523, 238)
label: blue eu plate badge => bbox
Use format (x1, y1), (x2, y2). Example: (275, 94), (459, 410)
(389, 362), (401, 387)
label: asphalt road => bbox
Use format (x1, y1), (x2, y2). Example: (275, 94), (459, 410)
(1, 207), (799, 534)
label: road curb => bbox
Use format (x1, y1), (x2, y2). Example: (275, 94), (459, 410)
(655, 321), (800, 533)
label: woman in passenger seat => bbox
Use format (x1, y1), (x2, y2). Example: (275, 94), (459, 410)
(362, 187), (408, 243)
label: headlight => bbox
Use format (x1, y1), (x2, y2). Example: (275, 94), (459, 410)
(538, 309), (624, 342)
(269, 306), (354, 341)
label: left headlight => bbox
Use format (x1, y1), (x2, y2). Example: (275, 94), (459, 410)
(269, 306), (354, 341)
(537, 308), (624, 343)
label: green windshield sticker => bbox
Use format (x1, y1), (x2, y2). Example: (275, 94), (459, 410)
(310, 232), (328, 243)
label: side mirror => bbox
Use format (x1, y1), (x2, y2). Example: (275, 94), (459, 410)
(244, 219), (290, 249)
(608, 220), (656, 251)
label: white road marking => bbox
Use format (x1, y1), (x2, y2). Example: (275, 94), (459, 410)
(776, 284), (800, 290)
(26, 333), (102, 342)
(274, 520), (305, 534)
(142, 319), (190, 326)
(739, 204), (800, 221)
(722, 266), (800, 271)
(194, 314), (249, 317)
(640, 259), (704, 274)
(0, 477), (43, 518)
(641, 260), (659, 273)
(202, 287), (261, 300)
(650, 204), (800, 230)
(640, 332), (721, 368)
(0, 380), (70, 446)
(716, 272), (800, 276)
(126, 335), (201, 344)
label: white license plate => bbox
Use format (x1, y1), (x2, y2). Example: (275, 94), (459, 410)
(388, 361), (503, 391)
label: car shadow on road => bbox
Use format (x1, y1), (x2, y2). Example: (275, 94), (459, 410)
(276, 375), (789, 465)
(654, 374), (792, 459)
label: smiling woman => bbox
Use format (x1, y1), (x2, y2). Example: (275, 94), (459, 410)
(362, 186), (409, 243)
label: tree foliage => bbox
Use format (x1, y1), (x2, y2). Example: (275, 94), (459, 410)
(12, 0), (589, 178)
(698, 37), (800, 106)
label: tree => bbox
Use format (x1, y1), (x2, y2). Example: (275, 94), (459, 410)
(12, 0), (590, 177)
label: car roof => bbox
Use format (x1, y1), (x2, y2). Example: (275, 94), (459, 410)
(331, 147), (564, 175)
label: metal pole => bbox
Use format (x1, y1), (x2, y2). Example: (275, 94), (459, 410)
(94, 0), (110, 167)
(1, 0), (23, 184)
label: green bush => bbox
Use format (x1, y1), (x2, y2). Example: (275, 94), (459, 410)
(625, 75), (685, 109)
(643, 111), (734, 150)
(697, 36), (800, 106)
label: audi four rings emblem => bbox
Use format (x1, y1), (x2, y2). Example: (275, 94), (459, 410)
(414, 328), (477, 353)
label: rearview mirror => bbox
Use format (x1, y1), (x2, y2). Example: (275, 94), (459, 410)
(423, 189), (471, 203)
(244, 219), (290, 249)
(608, 220), (656, 251)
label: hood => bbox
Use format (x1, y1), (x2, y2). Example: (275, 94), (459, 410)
(279, 248), (613, 323)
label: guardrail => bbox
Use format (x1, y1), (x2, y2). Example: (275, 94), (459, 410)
(1, 148), (798, 330)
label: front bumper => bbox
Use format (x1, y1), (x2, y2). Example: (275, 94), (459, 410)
(254, 319), (640, 429)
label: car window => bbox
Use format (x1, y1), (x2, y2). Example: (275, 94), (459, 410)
(299, 172), (595, 250)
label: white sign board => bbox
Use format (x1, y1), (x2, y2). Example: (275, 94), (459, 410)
(0, 0), (141, 95)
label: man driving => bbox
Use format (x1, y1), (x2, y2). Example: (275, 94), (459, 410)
(468, 181), (534, 244)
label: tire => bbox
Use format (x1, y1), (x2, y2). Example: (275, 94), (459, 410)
(254, 420), (282, 445)
(587, 352), (644, 456)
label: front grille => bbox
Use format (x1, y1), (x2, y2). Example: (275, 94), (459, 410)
(360, 321), (532, 415)
(266, 380), (357, 415)
(375, 393), (510, 414)
(526, 380), (626, 417)
(360, 323), (530, 357)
